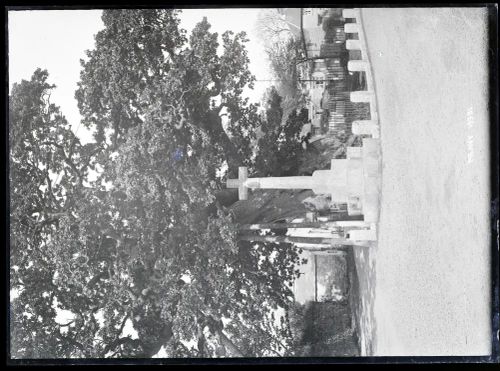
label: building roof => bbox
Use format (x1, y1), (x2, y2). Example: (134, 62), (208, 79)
(279, 8), (302, 32)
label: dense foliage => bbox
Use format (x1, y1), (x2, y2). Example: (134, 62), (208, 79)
(254, 87), (307, 177)
(9, 10), (308, 358)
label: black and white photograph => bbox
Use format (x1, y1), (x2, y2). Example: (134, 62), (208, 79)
(7, 6), (499, 361)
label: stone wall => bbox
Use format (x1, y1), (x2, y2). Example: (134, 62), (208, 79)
(289, 300), (359, 356)
(293, 250), (349, 303)
(316, 254), (349, 301)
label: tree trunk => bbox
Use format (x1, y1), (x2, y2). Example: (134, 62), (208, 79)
(215, 188), (239, 208)
(142, 324), (174, 357)
(215, 329), (244, 357)
(229, 189), (315, 225)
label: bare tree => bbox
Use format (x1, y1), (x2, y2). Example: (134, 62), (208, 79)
(255, 9), (297, 46)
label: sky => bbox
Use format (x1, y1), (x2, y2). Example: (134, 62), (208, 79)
(8, 8), (273, 144)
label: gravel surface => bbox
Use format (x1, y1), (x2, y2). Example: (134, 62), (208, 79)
(361, 7), (491, 356)
(352, 244), (376, 356)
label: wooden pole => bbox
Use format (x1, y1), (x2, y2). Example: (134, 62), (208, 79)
(314, 255), (318, 301)
(237, 234), (359, 246)
(238, 221), (338, 230)
(299, 246), (348, 252)
(237, 214), (363, 231)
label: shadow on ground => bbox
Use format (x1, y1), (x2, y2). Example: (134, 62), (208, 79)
(348, 245), (377, 356)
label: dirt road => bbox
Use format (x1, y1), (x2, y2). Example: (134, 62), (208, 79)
(361, 7), (491, 356)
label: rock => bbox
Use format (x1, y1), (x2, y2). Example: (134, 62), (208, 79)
(302, 195), (331, 212)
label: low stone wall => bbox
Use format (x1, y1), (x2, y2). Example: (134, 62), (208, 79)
(289, 298), (359, 356)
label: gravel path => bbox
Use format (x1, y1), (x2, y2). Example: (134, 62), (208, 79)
(361, 7), (491, 356)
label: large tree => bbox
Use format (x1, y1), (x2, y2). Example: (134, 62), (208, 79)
(75, 10), (259, 175)
(9, 69), (103, 358)
(10, 10), (312, 359)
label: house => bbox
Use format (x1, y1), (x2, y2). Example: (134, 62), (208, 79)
(307, 80), (325, 130)
(302, 8), (329, 58)
(278, 8), (330, 59)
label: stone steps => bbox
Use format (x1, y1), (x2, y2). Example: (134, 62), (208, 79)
(343, 8), (382, 224)
(361, 138), (381, 223)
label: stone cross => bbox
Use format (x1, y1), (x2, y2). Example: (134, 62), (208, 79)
(226, 138), (381, 223)
(226, 166), (249, 200)
(226, 160), (361, 204)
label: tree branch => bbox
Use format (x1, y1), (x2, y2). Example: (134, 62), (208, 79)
(214, 328), (244, 357)
(86, 271), (109, 289)
(56, 333), (86, 355)
(57, 319), (75, 327)
(101, 336), (144, 358)
(41, 141), (84, 185)
(117, 314), (130, 337)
